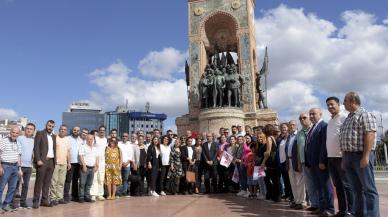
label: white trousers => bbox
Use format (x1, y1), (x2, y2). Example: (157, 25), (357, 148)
(90, 159), (105, 197)
(288, 159), (305, 204)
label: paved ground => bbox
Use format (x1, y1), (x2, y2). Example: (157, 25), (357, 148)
(2, 182), (387, 217)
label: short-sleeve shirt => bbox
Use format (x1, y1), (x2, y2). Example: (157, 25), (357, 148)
(339, 107), (377, 152)
(0, 137), (21, 163)
(79, 145), (97, 167)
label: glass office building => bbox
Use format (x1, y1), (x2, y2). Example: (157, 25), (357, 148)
(62, 101), (104, 131)
(105, 106), (167, 137)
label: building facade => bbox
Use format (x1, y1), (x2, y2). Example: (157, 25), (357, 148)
(105, 106), (167, 137)
(0, 117), (29, 138)
(62, 101), (104, 131)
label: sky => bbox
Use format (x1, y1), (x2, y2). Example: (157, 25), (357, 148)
(0, 0), (387, 133)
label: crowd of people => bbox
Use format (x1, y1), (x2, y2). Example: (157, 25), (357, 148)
(0, 91), (381, 217)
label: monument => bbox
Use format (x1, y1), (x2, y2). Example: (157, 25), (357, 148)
(176, 0), (277, 135)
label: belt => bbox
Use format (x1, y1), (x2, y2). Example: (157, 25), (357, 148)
(1, 162), (18, 166)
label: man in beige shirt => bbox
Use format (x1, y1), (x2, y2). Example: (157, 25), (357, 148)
(49, 125), (71, 205)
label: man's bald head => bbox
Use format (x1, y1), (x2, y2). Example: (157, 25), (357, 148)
(309, 108), (322, 124)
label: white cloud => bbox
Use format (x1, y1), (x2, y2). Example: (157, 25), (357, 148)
(89, 60), (188, 117)
(138, 47), (187, 79)
(383, 19), (388, 25)
(0, 108), (18, 120)
(256, 5), (388, 122)
(268, 80), (320, 120)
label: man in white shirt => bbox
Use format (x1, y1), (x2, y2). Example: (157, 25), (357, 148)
(78, 134), (98, 203)
(90, 126), (107, 201)
(117, 133), (133, 197)
(326, 96), (353, 217)
(64, 127), (85, 202)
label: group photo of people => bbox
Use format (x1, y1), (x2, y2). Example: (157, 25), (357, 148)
(0, 91), (381, 217)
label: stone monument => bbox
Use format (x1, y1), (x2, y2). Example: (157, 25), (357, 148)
(176, 0), (277, 135)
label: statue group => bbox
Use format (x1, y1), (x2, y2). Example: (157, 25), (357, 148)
(199, 51), (243, 109)
(188, 49), (269, 110)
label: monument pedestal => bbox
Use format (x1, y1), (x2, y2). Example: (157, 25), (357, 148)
(176, 108), (277, 135)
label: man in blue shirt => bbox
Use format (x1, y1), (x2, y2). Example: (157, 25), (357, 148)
(12, 123), (36, 209)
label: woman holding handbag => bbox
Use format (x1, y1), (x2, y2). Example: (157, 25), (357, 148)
(184, 137), (196, 194)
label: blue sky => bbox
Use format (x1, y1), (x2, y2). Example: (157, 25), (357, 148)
(0, 0), (387, 131)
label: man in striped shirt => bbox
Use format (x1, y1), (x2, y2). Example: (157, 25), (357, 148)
(0, 126), (22, 212)
(339, 91), (380, 217)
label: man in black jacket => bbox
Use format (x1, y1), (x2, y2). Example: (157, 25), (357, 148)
(201, 133), (218, 194)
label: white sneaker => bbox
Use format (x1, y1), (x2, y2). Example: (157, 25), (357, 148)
(243, 191), (250, 198)
(148, 191), (153, 196)
(91, 196), (96, 201)
(96, 196), (105, 201)
(151, 191), (160, 197)
(236, 190), (245, 196)
(160, 191), (166, 196)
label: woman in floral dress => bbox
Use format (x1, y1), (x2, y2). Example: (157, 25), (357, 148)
(105, 138), (122, 200)
(167, 140), (183, 195)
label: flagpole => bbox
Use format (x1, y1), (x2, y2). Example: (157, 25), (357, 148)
(265, 47), (268, 108)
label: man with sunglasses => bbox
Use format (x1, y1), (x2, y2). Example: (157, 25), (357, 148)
(296, 113), (316, 211)
(0, 126), (21, 212)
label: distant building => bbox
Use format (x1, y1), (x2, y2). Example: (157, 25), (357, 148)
(0, 117), (30, 138)
(105, 104), (167, 137)
(62, 101), (104, 131)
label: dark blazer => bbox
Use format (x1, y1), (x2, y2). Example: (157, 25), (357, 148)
(305, 121), (327, 167)
(285, 134), (300, 172)
(33, 130), (57, 165)
(146, 144), (161, 167)
(201, 141), (218, 165)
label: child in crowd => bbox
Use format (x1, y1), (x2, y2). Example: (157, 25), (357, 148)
(246, 144), (259, 199)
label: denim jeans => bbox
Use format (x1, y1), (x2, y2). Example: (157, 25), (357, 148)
(0, 164), (19, 208)
(311, 166), (334, 213)
(343, 152), (380, 217)
(79, 167), (94, 200)
(118, 166), (131, 195)
(328, 157), (354, 215)
(13, 167), (33, 207)
(239, 164), (247, 191)
(304, 165), (319, 208)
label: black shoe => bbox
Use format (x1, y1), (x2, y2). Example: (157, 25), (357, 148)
(311, 209), (323, 215)
(58, 200), (67, 204)
(84, 198), (94, 203)
(307, 207), (319, 211)
(41, 202), (53, 207)
(289, 202), (297, 208)
(294, 204), (304, 210)
(78, 199), (84, 203)
(32, 203), (39, 209)
(52, 200), (58, 206)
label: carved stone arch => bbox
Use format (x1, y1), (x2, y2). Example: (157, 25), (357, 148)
(199, 10), (240, 57)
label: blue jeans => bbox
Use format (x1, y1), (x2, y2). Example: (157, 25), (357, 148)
(328, 157), (354, 215)
(311, 166), (334, 213)
(0, 164), (19, 208)
(79, 167), (94, 200)
(343, 152), (380, 217)
(118, 167), (131, 195)
(239, 164), (247, 191)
